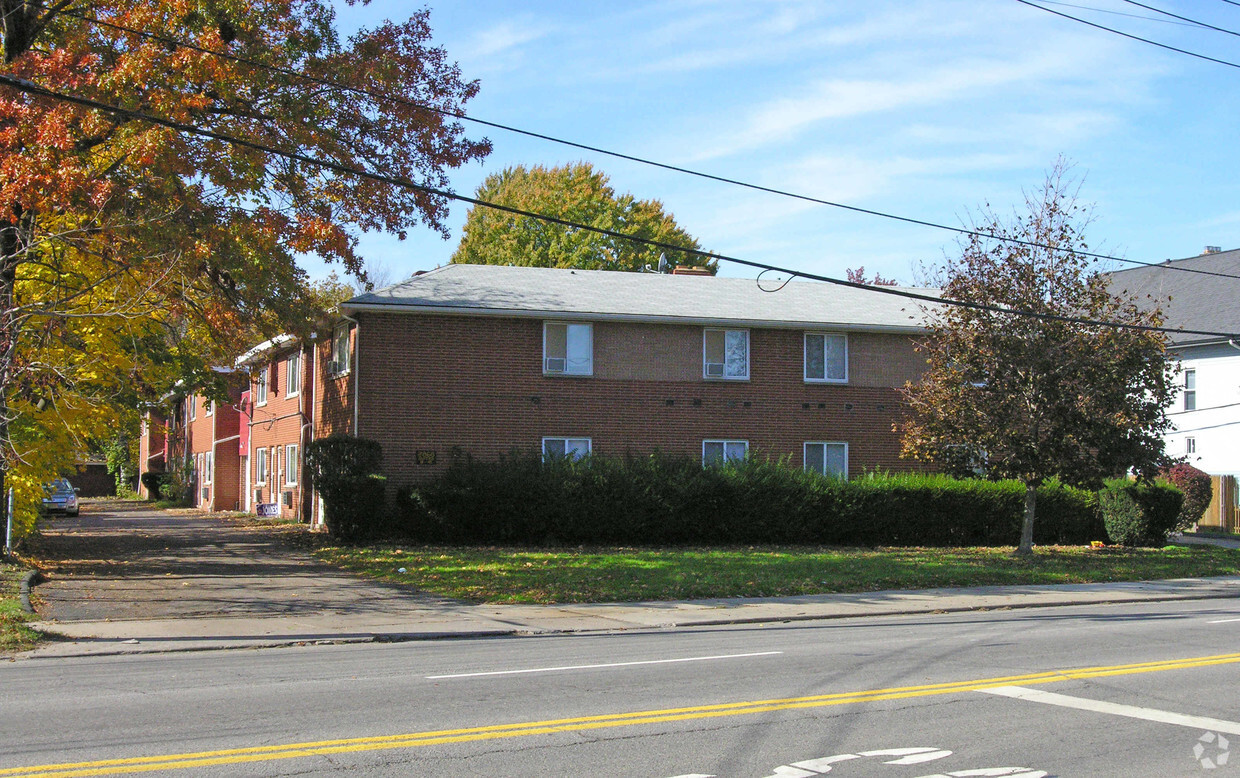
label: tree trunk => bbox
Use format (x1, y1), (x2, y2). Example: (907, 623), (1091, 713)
(1016, 481), (1037, 556)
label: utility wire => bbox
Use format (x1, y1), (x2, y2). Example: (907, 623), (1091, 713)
(1119, 0), (1240, 37)
(1015, 0), (1240, 69)
(37, 3), (1240, 283)
(1043, 1), (1212, 27)
(1, 73), (1236, 343)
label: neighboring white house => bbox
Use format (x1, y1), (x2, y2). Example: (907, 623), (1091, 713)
(1109, 246), (1240, 529)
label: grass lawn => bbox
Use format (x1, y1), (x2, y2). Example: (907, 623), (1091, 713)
(0, 562), (41, 653)
(315, 543), (1240, 604)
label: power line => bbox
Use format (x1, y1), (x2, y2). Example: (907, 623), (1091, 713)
(1, 73), (1236, 343)
(1043, 1), (1216, 28)
(37, 3), (1240, 284)
(1119, 0), (1240, 37)
(1015, 0), (1240, 69)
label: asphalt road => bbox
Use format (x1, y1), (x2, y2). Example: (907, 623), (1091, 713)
(3, 597), (1240, 777)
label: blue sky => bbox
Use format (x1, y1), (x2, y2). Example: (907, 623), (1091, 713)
(319, 0), (1240, 286)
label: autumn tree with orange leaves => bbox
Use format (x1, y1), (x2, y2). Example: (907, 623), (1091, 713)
(0, 1), (489, 537)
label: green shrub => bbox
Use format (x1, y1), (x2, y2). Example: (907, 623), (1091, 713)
(140, 471), (170, 499)
(1161, 463), (1213, 531)
(395, 450), (1104, 547)
(1100, 479), (1183, 547)
(305, 435), (387, 542)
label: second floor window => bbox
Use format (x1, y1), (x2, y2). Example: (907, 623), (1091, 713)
(544, 322), (593, 375)
(286, 352), (301, 396)
(332, 324), (352, 375)
(805, 333), (847, 383)
(1184, 368), (1196, 411)
(256, 366), (269, 406)
(188, 395), (196, 420)
(704, 329), (748, 380)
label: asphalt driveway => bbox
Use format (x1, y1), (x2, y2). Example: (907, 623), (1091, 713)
(31, 500), (452, 623)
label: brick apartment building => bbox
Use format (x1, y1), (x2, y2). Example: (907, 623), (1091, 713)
(143, 264), (938, 521)
(337, 264), (937, 493)
(138, 384), (245, 511)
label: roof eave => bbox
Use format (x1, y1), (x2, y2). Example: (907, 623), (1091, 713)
(339, 301), (927, 334)
(234, 333), (301, 368)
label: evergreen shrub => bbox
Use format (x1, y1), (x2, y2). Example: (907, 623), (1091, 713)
(394, 451), (1104, 547)
(305, 435), (387, 542)
(1099, 479), (1183, 547)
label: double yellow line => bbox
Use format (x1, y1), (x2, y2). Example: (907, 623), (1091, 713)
(6, 651), (1240, 777)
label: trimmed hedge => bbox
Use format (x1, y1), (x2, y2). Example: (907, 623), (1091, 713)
(1161, 463), (1213, 531)
(305, 435), (387, 542)
(392, 451), (1106, 547)
(1099, 479), (1183, 547)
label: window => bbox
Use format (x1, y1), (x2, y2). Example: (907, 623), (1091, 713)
(284, 444), (299, 485)
(543, 322), (593, 375)
(286, 352), (301, 396)
(1187, 437), (1197, 454)
(1184, 368), (1196, 411)
(543, 437), (591, 460)
(204, 451), (214, 484)
(703, 439), (748, 466)
(703, 329), (749, 379)
(188, 394), (196, 420)
(805, 333), (848, 383)
(205, 400), (213, 416)
(804, 442), (848, 478)
(256, 366), (269, 406)
(331, 323), (352, 375)
(255, 447), (268, 485)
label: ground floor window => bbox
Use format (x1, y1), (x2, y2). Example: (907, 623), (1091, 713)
(284, 444), (299, 486)
(703, 439), (748, 466)
(804, 441), (847, 478)
(255, 447), (268, 485)
(543, 437), (591, 460)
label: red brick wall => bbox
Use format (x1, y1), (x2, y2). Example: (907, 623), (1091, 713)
(247, 345), (314, 520)
(138, 410), (167, 498)
(354, 312), (928, 490)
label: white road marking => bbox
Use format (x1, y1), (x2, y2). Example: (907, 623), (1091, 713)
(980, 686), (1240, 734)
(915, 769), (1046, 777)
(860, 747), (954, 764)
(426, 650), (782, 679)
(1208, 617), (1240, 624)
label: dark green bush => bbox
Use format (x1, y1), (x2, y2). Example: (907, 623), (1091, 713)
(394, 450), (1104, 547)
(1100, 479), (1184, 547)
(139, 471), (170, 499)
(1161, 463), (1213, 531)
(305, 435), (387, 542)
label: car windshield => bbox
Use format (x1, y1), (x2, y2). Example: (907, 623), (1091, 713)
(44, 479), (73, 494)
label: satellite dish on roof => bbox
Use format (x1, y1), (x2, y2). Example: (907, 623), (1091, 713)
(657, 253), (668, 274)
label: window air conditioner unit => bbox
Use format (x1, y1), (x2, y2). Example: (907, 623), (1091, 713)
(545, 357), (566, 373)
(704, 362), (724, 377)
(282, 490), (294, 508)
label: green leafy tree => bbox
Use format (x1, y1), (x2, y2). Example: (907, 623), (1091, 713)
(451, 163), (710, 273)
(900, 165), (1177, 555)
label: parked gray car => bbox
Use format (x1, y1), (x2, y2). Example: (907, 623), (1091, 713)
(41, 478), (79, 517)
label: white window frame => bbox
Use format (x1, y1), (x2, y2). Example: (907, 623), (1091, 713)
(255, 447), (268, 486)
(331, 323), (352, 376)
(804, 332), (849, 383)
(256, 366), (269, 406)
(286, 352), (301, 397)
(804, 441), (848, 479)
(542, 437), (592, 461)
(204, 450), (214, 484)
(703, 329), (749, 380)
(204, 398), (213, 416)
(1187, 437), (1197, 455)
(1184, 368), (1196, 412)
(188, 395), (196, 421)
(543, 322), (593, 376)
(702, 439), (748, 466)
(284, 444), (299, 486)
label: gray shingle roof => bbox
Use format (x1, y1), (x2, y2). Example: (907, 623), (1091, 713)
(343, 264), (939, 333)
(1107, 248), (1240, 346)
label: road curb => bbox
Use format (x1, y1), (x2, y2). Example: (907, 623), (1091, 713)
(19, 570), (41, 614)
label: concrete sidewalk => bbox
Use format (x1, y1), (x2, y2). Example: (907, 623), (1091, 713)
(24, 576), (1240, 659)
